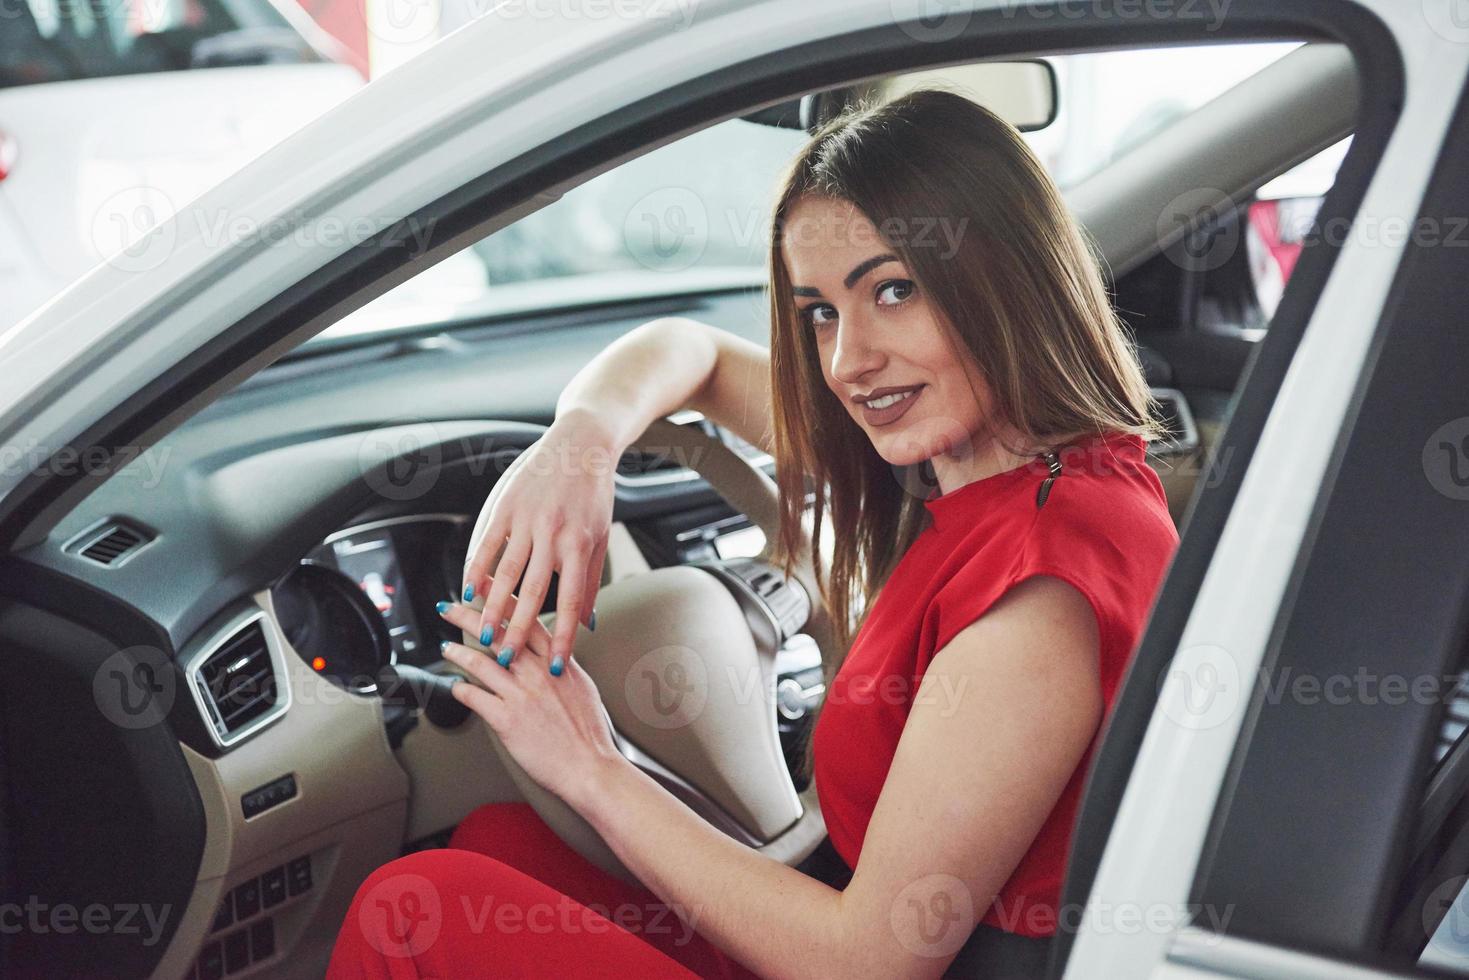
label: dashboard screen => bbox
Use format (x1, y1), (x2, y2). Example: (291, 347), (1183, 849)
(323, 529), (424, 661)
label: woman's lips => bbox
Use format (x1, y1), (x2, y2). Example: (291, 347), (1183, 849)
(859, 385), (924, 427)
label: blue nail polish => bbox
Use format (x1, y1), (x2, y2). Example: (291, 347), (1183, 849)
(550, 655), (565, 677)
(480, 627), (494, 647)
(588, 610), (597, 632)
(497, 647), (513, 668)
(436, 600), (450, 615)
(439, 640), (450, 652)
(463, 584), (475, 602)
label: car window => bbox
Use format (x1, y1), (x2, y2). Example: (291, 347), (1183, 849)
(0, 0), (310, 89)
(314, 40), (1304, 346)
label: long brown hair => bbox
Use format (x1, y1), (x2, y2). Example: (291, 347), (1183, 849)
(764, 87), (1168, 778)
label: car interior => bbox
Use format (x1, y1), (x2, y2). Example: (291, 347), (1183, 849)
(0, 29), (1393, 980)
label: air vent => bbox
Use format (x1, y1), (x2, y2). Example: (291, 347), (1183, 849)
(190, 613), (289, 747)
(66, 520), (153, 567)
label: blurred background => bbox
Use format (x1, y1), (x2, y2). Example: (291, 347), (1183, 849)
(0, 4), (1342, 340)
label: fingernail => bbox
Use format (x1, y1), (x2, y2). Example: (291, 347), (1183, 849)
(480, 627), (494, 647)
(550, 655), (565, 677)
(463, 584), (475, 602)
(497, 647), (514, 668)
(439, 640), (451, 654)
(588, 609), (597, 632)
(436, 600), (450, 615)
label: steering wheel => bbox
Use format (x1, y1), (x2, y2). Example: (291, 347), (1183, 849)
(460, 418), (835, 883)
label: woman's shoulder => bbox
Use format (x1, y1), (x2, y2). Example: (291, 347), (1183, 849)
(1036, 431), (1177, 543)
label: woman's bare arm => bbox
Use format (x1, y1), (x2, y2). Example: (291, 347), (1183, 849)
(464, 315), (773, 667)
(555, 315), (774, 457)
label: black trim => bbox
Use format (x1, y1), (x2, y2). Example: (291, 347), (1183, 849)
(1187, 45), (1469, 964)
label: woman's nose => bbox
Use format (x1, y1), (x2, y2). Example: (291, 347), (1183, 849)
(829, 317), (885, 384)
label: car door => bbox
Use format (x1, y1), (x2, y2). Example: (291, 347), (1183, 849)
(0, 2), (1451, 978)
(1056, 5), (1469, 979)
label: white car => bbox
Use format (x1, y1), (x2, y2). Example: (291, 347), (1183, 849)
(0, 1), (1465, 978)
(0, 0), (363, 330)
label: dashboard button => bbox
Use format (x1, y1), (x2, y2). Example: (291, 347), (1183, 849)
(233, 878), (261, 919)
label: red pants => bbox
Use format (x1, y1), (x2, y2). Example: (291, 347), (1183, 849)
(327, 802), (764, 979)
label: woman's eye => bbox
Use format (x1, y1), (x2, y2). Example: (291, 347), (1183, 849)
(877, 279), (915, 305)
(802, 304), (836, 329)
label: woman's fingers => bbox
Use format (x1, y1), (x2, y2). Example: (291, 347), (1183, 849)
(440, 640), (517, 696)
(479, 530), (530, 643)
(462, 510), (509, 604)
(436, 599), (493, 651)
(437, 599), (553, 661)
(582, 536), (608, 628)
(548, 542), (589, 671)
(499, 544), (555, 665)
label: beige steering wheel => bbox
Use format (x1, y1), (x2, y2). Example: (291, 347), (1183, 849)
(460, 418), (836, 883)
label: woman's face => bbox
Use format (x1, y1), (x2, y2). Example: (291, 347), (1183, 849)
(782, 194), (997, 480)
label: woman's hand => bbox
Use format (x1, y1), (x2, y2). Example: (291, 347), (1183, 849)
(461, 411), (618, 672)
(436, 597), (625, 806)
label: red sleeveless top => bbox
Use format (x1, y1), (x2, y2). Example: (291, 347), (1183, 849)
(809, 430), (1179, 937)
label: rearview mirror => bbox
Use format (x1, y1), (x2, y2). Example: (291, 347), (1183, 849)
(742, 60), (1059, 133)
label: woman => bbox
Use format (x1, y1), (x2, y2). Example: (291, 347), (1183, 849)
(328, 88), (1179, 979)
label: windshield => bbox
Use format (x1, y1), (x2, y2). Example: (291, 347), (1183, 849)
(313, 40), (1301, 347)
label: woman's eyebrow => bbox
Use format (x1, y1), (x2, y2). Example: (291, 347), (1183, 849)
(792, 253), (900, 297)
